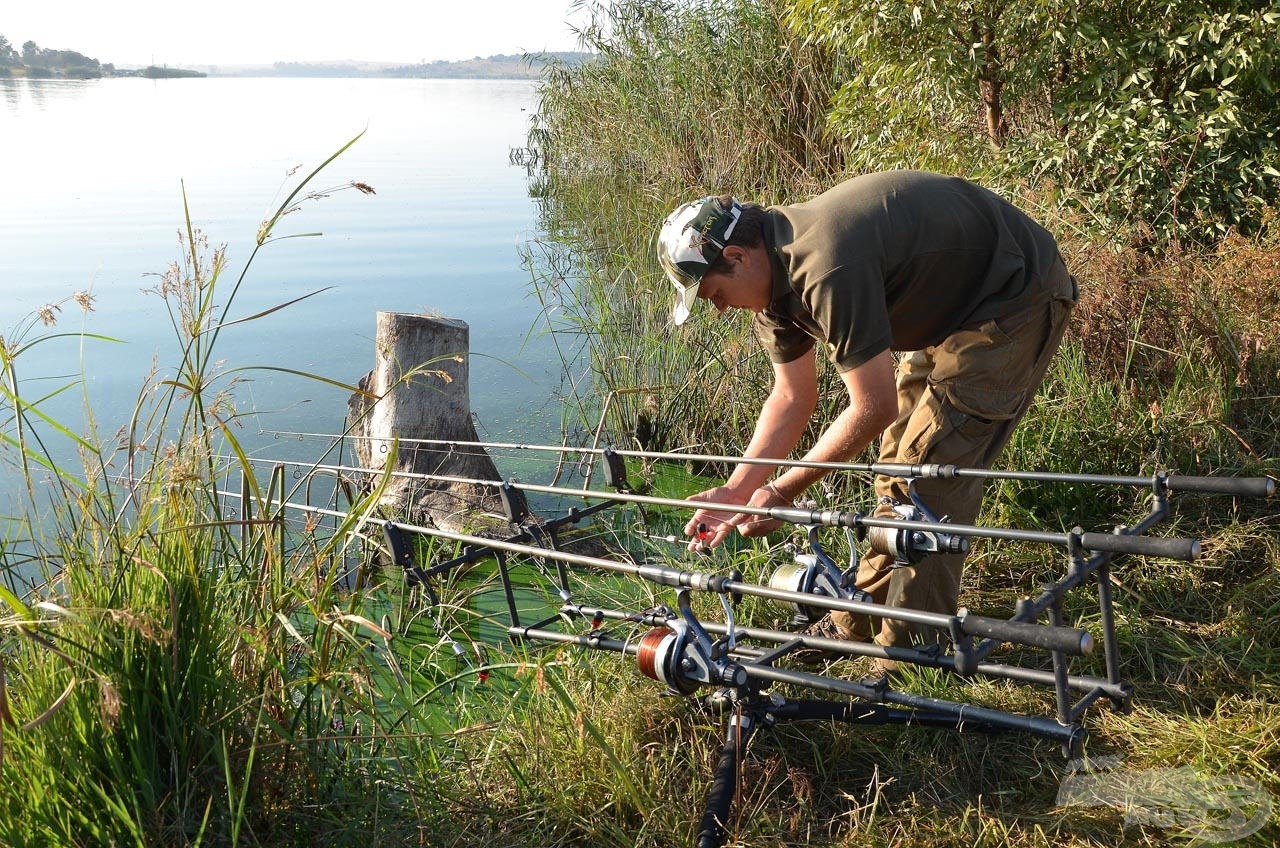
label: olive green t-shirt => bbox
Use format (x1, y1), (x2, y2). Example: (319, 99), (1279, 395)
(753, 170), (1062, 372)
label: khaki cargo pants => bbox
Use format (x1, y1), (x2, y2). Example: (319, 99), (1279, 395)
(833, 260), (1078, 649)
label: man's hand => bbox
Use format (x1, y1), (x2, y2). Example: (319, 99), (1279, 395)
(683, 484), (792, 549)
(683, 485), (745, 550)
(734, 484), (790, 538)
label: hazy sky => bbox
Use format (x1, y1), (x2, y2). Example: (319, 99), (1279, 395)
(3, 0), (591, 67)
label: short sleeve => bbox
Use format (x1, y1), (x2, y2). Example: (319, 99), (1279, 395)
(752, 312), (815, 364)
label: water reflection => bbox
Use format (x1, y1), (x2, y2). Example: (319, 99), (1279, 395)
(0, 78), (20, 110)
(0, 76), (103, 112)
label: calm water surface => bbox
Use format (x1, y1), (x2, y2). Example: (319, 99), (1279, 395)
(0, 77), (567, 480)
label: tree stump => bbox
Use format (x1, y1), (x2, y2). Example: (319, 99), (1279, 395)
(346, 312), (505, 534)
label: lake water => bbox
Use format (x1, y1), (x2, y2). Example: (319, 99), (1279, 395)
(0, 76), (569, 491)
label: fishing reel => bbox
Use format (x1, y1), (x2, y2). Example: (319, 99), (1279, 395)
(768, 481), (968, 622)
(768, 525), (872, 625)
(865, 482), (968, 566)
(637, 591), (747, 696)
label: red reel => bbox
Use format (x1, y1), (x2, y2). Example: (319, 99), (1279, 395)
(636, 627), (699, 695)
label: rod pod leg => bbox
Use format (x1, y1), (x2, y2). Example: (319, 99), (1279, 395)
(697, 712), (757, 848)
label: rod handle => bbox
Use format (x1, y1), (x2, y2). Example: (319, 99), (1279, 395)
(1165, 474), (1275, 498)
(1078, 531), (1200, 561)
(697, 722), (753, 848)
(959, 611), (1093, 655)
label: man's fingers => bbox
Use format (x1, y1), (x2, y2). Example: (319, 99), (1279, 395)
(684, 509), (713, 536)
(737, 516), (783, 538)
(686, 509), (732, 536)
(687, 515), (737, 551)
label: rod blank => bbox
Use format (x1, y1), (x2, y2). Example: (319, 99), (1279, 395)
(235, 441), (1276, 500)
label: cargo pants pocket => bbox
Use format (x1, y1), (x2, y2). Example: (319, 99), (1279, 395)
(899, 316), (1029, 469)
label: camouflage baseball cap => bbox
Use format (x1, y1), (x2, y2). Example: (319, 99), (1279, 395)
(657, 196), (742, 325)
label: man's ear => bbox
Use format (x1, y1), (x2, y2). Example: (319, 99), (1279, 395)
(719, 244), (747, 272)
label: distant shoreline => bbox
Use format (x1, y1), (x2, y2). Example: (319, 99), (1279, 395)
(0, 52), (591, 82)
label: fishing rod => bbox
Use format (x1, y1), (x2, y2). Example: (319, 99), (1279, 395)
(224, 455), (1214, 560)
(226, 450), (1265, 687)
(567, 604), (1130, 706)
(379, 520), (1091, 659)
(224, 450), (1210, 689)
(252, 430), (1277, 498)
(217, 481), (1105, 729)
(517, 598), (1085, 744)
(214, 481), (1107, 745)
(382, 500), (1098, 732)
(221, 446), (1265, 727)
(223, 449), (1264, 685)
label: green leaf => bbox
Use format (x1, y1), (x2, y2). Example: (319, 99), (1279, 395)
(0, 582), (34, 624)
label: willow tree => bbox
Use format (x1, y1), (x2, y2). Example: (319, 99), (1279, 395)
(786, 0), (1280, 243)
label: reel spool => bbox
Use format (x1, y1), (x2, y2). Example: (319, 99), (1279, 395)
(768, 554), (827, 621)
(637, 627), (700, 695)
(865, 516), (968, 565)
(768, 527), (874, 624)
(864, 497), (969, 565)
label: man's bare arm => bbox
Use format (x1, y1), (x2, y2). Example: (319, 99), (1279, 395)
(729, 350), (898, 539)
(766, 349), (898, 501)
(682, 353), (819, 545)
(686, 350), (898, 546)
(723, 352), (821, 494)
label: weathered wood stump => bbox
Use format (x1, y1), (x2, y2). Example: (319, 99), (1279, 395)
(346, 312), (505, 534)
